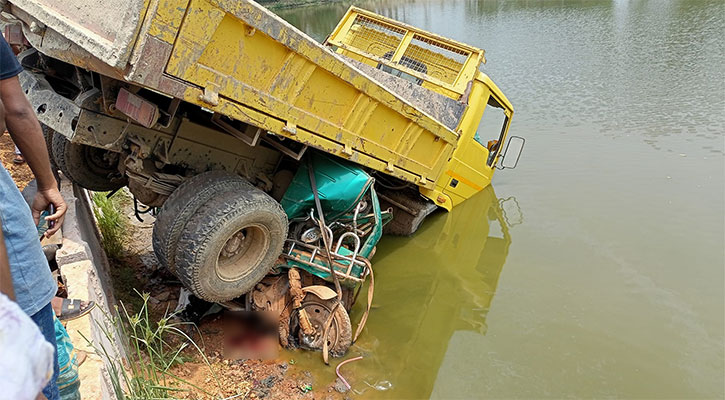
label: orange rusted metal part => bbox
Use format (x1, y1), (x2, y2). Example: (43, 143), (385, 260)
(288, 268), (314, 336)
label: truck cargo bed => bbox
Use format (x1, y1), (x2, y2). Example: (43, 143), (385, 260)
(8, 0), (464, 189)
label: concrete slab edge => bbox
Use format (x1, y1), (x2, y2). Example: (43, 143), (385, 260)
(57, 177), (127, 400)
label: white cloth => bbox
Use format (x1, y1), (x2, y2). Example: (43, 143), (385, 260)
(0, 292), (54, 400)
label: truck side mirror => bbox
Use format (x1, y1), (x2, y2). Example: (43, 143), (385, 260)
(498, 136), (525, 169)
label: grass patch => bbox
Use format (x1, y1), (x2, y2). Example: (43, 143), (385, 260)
(92, 191), (127, 260)
(91, 191), (145, 313)
(83, 292), (221, 399)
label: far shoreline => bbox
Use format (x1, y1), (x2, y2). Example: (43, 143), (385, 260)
(258, 0), (346, 10)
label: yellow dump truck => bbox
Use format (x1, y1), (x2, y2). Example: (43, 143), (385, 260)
(2, 0), (523, 356)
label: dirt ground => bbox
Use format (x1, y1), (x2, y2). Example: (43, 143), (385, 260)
(0, 133), (33, 189)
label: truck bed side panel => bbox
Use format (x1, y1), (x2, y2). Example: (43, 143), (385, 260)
(163, 0), (459, 188)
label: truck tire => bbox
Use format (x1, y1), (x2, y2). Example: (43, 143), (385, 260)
(379, 188), (438, 236)
(51, 132), (126, 191)
(153, 171), (252, 274)
(174, 186), (288, 302)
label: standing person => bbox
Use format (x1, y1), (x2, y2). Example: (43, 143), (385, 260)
(0, 34), (67, 399)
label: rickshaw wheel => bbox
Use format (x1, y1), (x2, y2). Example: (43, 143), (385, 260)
(291, 294), (352, 358)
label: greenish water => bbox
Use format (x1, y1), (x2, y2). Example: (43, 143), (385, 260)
(277, 1), (725, 398)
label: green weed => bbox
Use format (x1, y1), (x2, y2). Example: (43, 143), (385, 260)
(91, 191), (127, 260)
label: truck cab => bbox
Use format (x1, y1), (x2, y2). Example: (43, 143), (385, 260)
(325, 7), (518, 210)
(436, 73), (514, 207)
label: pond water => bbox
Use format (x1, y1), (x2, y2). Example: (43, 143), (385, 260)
(276, 1), (725, 398)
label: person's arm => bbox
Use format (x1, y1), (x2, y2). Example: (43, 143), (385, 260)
(0, 75), (67, 236)
(0, 97), (14, 299)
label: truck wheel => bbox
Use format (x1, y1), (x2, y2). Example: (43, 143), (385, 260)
(153, 171), (252, 274)
(290, 294), (352, 358)
(379, 189), (438, 236)
(174, 187), (288, 302)
(52, 132), (125, 191)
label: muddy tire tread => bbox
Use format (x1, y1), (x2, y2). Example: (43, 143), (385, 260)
(175, 187), (288, 302)
(51, 132), (69, 178)
(327, 301), (353, 358)
(41, 124), (57, 172)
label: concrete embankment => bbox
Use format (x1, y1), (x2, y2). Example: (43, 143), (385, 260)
(56, 177), (124, 400)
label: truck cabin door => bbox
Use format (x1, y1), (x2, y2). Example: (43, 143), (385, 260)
(442, 93), (511, 205)
(474, 95), (510, 168)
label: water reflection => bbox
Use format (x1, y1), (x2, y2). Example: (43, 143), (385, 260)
(350, 185), (518, 398)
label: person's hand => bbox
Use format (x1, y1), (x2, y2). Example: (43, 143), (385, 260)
(31, 187), (67, 238)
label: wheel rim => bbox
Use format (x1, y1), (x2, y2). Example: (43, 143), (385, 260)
(83, 145), (119, 174)
(215, 224), (270, 282)
(297, 299), (342, 351)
